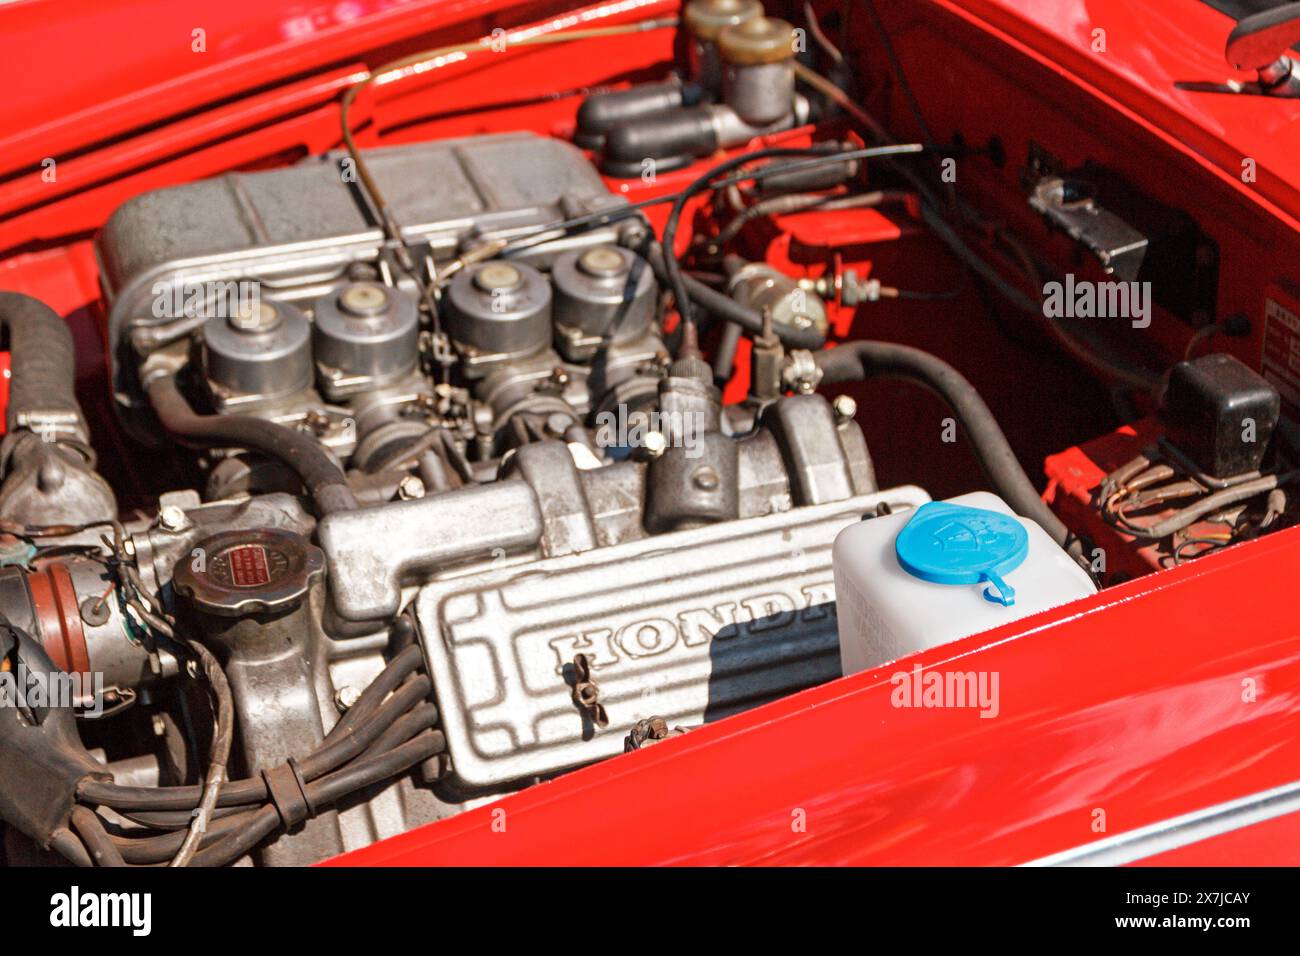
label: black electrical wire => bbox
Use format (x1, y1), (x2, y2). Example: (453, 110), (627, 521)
(49, 828), (93, 868)
(76, 646), (426, 812)
(88, 677), (431, 829)
(69, 806), (127, 867)
(1109, 472), (1297, 540)
(658, 144), (928, 341)
(114, 804), (250, 831)
(497, 144), (900, 258)
(170, 637), (234, 866)
(858, 0), (936, 147)
(363, 702), (440, 758)
(109, 807), (262, 865)
(78, 673), (429, 814)
(319, 644), (426, 745)
(642, 242), (826, 350)
(189, 731), (445, 868)
(104, 704), (441, 865)
(711, 188), (908, 251)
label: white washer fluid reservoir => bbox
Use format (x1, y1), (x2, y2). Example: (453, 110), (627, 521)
(833, 491), (1097, 674)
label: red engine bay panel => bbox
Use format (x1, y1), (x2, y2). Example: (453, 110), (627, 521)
(0, 0), (1298, 876)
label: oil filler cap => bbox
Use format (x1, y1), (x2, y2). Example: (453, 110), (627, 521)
(173, 528), (324, 617)
(894, 502), (1028, 607)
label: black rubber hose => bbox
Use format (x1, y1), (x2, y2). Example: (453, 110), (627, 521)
(0, 291), (86, 436)
(603, 106), (718, 165)
(578, 80), (701, 142)
(643, 242), (825, 350)
(146, 372), (357, 515)
(814, 341), (1082, 558)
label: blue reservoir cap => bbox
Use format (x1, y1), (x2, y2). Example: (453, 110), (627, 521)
(894, 501), (1029, 606)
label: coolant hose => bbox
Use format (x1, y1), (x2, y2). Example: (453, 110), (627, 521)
(0, 291), (87, 437)
(146, 373), (357, 515)
(813, 341), (1082, 558)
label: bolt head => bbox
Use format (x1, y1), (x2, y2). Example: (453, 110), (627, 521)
(397, 475), (426, 500)
(158, 504), (188, 532)
(833, 394), (858, 421)
(692, 465), (721, 491)
(335, 686), (363, 712)
(643, 430), (668, 458)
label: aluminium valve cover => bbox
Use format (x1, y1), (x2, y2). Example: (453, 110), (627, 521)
(415, 485), (929, 788)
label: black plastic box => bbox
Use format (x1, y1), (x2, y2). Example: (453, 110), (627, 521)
(1164, 353), (1280, 479)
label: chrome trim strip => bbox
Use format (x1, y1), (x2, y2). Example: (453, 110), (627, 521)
(1022, 777), (1300, 866)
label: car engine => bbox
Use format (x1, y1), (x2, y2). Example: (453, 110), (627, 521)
(1, 0), (1295, 867)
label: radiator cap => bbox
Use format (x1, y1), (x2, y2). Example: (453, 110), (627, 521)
(173, 528), (323, 617)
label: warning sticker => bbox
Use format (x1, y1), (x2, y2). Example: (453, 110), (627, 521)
(226, 544), (271, 588)
(1263, 296), (1300, 422)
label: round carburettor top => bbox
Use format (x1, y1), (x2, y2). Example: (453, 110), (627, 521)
(551, 245), (656, 348)
(445, 259), (553, 361)
(684, 0), (763, 40)
(202, 298), (313, 400)
(312, 281), (419, 391)
(173, 528), (324, 617)
(717, 16), (797, 64)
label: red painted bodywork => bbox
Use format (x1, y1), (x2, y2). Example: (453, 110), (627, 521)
(3, 0), (1299, 865)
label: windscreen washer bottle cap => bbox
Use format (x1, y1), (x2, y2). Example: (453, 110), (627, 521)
(893, 501), (1030, 607)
